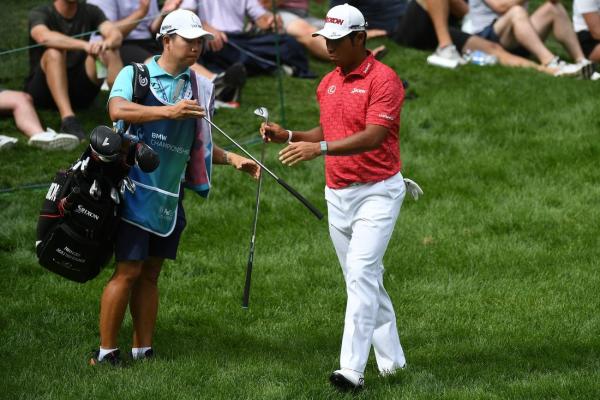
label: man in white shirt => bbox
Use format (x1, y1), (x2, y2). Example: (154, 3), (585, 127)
(573, 0), (600, 62)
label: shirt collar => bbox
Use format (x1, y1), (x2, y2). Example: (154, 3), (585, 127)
(149, 55), (191, 81)
(336, 51), (375, 79)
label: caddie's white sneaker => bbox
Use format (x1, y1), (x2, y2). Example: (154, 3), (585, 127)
(329, 368), (364, 392)
(0, 135), (18, 150)
(28, 128), (79, 151)
(591, 71), (600, 81)
(427, 44), (466, 69)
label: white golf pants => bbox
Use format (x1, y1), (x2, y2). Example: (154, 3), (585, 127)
(325, 172), (406, 374)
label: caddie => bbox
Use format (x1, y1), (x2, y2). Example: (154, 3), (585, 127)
(90, 9), (259, 366)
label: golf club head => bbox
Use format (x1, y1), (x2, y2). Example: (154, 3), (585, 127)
(253, 107), (269, 123)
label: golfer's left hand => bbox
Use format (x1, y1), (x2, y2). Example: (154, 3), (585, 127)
(229, 153), (260, 179)
(279, 142), (320, 166)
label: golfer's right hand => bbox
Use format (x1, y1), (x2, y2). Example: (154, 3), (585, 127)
(260, 122), (288, 143)
(168, 100), (206, 120)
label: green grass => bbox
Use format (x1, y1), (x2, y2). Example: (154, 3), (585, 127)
(1, 1), (600, 399)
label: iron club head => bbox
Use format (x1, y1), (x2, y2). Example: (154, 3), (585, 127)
(253, 107), (269, 124)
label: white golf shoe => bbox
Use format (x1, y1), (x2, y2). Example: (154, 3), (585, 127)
(329, 368), (364, 392)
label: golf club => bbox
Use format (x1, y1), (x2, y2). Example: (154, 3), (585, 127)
(241, 107), (269, 309)
(202, 116), (324, 220)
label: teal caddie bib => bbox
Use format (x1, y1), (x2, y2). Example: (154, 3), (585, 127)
(109, 57), (215, 236)
(121, 88), (195, 236)
(120, 65), (196, 236)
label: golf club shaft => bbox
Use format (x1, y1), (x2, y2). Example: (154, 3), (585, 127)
(242, 144), (266, 308)
(204, 117), (324, 220)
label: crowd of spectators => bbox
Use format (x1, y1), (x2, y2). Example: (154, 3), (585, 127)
(1, 0), (598, 151)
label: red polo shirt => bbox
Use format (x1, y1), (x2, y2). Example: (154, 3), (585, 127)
(317, 53), (404, 189)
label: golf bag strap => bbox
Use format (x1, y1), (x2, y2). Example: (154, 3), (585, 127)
(131, 62), (150, 104)
(119, 63), (151, 134)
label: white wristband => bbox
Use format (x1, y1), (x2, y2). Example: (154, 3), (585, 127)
(286, 130), (293, 143)
(223, 150), (229, 164)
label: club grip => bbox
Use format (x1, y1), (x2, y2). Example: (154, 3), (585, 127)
(276, 178), (324, 220)
(242, 255), (253, 309)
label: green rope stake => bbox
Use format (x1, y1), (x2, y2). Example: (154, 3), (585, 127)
(272, 0), (287, 126)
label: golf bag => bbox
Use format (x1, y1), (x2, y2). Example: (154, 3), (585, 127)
(36, 63), (156, 282)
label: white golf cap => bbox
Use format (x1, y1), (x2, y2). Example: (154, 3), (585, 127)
(312, 3), (367, 40)
(158, 9), (214, 40)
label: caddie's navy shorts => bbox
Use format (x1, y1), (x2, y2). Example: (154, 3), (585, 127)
(114, 197), (186, 262)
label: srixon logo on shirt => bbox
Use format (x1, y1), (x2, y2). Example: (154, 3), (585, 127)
(326, 17), (344, 25)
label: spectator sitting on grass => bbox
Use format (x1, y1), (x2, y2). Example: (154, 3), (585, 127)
(573, 0), (600, 64)
(329, 0), (408, 36)
(87, 0), (248, 108)
(26, 0), (123, 141)
(394, 0), (558, 75)
(469, 0), (594, 77)
(259, 0), (387, 61)
(0, 89), (79, 151)
(181, 0), (314, 78)
(86, 0), (173, 66)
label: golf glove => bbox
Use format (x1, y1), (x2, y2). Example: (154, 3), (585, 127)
(404, 178), (423, 201)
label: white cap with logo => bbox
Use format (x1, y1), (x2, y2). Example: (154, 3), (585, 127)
(157, 9), (214, 40)
(312, 3), (367, 40)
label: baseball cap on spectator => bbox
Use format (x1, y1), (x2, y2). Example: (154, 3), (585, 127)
(157, 9), (214, 40)
(312, 4), (367, 40)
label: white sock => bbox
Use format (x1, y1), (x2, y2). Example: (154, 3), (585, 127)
(98, 347), (118, 361)
(131, 346), (152, 360)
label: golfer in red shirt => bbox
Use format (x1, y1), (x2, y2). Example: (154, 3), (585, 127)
(261, 4), (422, 391)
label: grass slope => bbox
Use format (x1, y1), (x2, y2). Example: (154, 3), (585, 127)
(1, 1), (599, 399)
